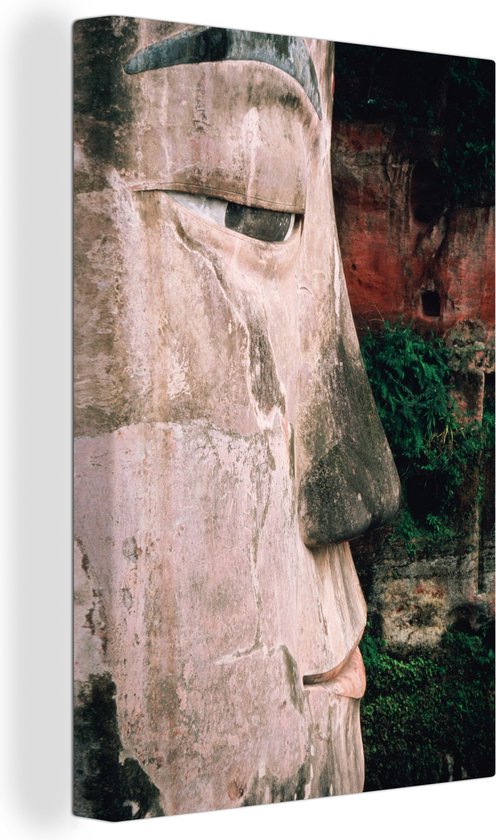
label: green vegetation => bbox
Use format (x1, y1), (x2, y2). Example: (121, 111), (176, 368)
(333, 44), (495, 793)
(357, 322), (495, 790)
(360, 321), (494, 556)
(360, 622), (495, 790)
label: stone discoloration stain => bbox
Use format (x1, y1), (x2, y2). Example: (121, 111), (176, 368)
(288, 423), (295, 480)
(74, 673), (164, 820)
(76, 538), (91, 579)
(299, 335), (400, 544)
(318, 761), (333, 798)
(84, 588), (108, 656)
(74, 18), (138, 166)
(122, 537), (141, 563)
(227, 779), (246, 800)
(248, 315), (286, 417)
(281, 645), (304, 713)
(243, 762), (310, 807)
(122, 588), (133, 611)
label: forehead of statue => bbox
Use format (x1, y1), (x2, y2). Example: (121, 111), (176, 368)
(125, 26), (323, 119)
(123, 28), (328, 211)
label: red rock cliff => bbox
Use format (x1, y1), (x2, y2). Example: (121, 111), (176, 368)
(332, 121), (494, 344)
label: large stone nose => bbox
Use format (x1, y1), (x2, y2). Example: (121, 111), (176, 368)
(297, 334), (400, 547)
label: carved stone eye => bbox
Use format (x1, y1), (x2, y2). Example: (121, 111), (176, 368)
(225, 201), (294, 242)
(167, 191), (296, 242)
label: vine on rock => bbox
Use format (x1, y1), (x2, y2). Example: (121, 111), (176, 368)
(360, 321), (493, 556)
(358, 321), (494, 789)
(360, 621), (495, 790)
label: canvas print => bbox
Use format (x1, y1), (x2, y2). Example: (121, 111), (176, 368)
(73, 17), (494, 821)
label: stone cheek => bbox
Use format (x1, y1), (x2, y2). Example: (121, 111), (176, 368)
(74, 424), (366, 817)
(73, 662), (363, 818)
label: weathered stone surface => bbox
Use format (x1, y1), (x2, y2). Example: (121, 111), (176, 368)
(352, 517), (493, 648)
(74, 18), (400, 819)
(332, 122), (495, 344)
(74, 673), (164, 820)
(331, 109), (494, 649)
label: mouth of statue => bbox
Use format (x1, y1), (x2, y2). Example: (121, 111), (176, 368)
(302, 643), (366, 699)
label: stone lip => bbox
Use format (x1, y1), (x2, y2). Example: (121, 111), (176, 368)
(303, 644), (366, 699)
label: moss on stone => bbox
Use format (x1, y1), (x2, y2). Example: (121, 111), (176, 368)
(299, 336), (400, 544)
(242, 761), (310, 806)
(73, 673), (163, 821)
(73, 18), (138, 166)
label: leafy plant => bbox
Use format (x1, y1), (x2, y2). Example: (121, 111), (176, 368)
(360, 321), (491, 555)
(360, 621), (495, 790)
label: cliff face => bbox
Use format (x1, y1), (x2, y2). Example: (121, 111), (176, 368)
(331, 48), (494, 648)
(332, 122), (494, 342)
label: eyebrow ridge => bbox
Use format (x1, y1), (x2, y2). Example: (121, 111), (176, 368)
(124, 26), (322, 119)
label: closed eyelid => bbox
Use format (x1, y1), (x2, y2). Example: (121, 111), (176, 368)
(165, 190), (299, 243)
(127, 179), (305, 214)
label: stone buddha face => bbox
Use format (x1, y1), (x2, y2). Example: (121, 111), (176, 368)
(74, 18), (400, 820)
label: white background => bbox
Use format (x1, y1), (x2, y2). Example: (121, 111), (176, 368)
(1, 1), (494, 838)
